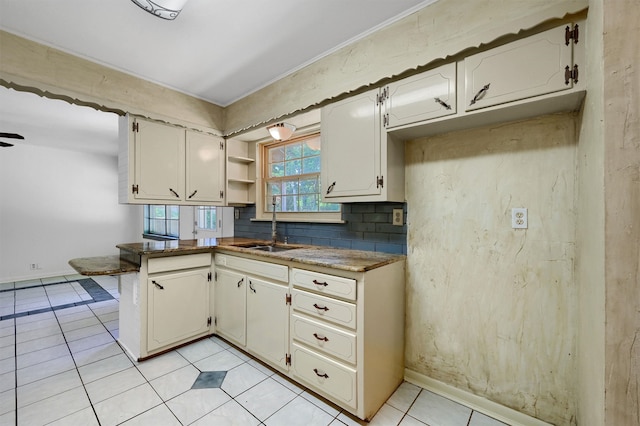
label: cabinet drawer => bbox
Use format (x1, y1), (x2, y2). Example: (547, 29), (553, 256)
(292, 343), (357, 409)
(291, 314), (356, 364)
(148, 253), (211, 274)
(291, 268), (356, 301)
(215, 253), (288, 282)
(291, 289), (356, 330)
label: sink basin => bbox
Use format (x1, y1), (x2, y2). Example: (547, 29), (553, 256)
(249, 245), (297, 253)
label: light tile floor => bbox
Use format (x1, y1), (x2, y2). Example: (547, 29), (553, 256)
(0, 275), (509, 426)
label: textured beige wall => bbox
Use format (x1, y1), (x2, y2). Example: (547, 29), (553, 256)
(0, 30), (224, 133)
(576, 0), (605, 424)
(602, 0), (640, 424)
(405, 114), (578, 425)
(224, 0), (587, 134)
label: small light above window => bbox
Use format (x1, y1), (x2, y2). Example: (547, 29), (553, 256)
(267, 123), (296, 141)
(131, 0), (189, 20)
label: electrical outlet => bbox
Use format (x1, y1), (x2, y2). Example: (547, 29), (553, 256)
(234, 209), (240, 220)
(392, 209), (404, 226)
(29, 263), (39, 270)
(511, 208), (528, 229)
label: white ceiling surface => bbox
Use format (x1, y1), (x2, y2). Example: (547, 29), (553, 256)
(0, 0), (436, 107)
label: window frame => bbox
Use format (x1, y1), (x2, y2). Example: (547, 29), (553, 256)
(254, 131), (342, 223)
(143, 205), (180, 240)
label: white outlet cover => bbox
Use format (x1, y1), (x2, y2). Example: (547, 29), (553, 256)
(392, 209), (403, 226)
(511, 208), (528, 229)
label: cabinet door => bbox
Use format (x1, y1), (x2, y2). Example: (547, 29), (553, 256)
(186, 131), (225, 204)
(134, 118), (185, 201)
(147, 268), (210, 352)
(246, 277), (289, 370)
(384, 62), (457, 129)
(321, 89), (381, 199)
(214, 268), (246, 346)
(464, 24), (573, 111)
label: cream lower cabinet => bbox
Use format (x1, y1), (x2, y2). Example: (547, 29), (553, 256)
(212, 252), (405, 421)
(214, 253), (290, 371)
(289, 264), (405, 421)
(118, 253), (213, 360)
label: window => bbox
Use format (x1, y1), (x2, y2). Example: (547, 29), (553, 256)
(263, 133), (340, 217)
(143, 205), (179, 239)
(196, 206), (217, 231)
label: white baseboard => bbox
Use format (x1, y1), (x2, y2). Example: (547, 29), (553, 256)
(404, 369), (553, 426)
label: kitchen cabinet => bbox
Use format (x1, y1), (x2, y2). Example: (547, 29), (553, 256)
(147, 267), (211, 352)
(464, 24), (579, 111)
(118, 114), (226, 205)
(213, 267), (246, 346)
(119, 252), (213, 360)
(384, 62), (457, 129)
(288, 263), (405, 421)
(321, 89), (404, 203)
(225, 138), (256, 205)
(214, 253), (290, 371)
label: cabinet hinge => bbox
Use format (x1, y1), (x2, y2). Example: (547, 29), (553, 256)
(214, 271), (218, 281)
(208, 272), (212, 282)
(285, 293), (291, 305)
(207, 316), (212, 327)
(214, 317), (217, 326)
(220, 141), (224, 150)
(565, 24), (579, 45)
(132, 121), (139, 133)
(564, 64), (579, 85)
(219, 190), (224, 199)
(285, 353), (291, 366)
(131, 184), (139, 194)
(376, 176), (384, 189)
(383, 113), (389, 127)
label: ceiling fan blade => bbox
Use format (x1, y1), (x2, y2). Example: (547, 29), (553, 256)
(0, 133), (25, 140)
(0, 141), (14, 147)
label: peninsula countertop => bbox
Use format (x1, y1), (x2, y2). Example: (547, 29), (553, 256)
(116, 237), (405, 273)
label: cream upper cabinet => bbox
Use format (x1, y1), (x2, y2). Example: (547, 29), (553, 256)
(464, 24), (577, 111)
(119, 114), (225, 205)
(186, 130), (225, 203)
(321, 89), (404, 203)
(133, 117), (185, 202)
(384, 62), (457, 129)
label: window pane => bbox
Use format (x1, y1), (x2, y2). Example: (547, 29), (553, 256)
(302, 156), (320, 174)
(299, 178), (318, 194)
(284, 159), (301, 176)
(299, 194), (318, 211)
(197, 206), (217, 230)
(168, 206), (180, 219)
(270, 163), (285, 177)
(284, 180), (299, 195)
(269, 146), (285, 163)
(281, 195), (297, 212)
(285, 143), (301, 160)
(152, 205), (166, 219)
(320, 202), (341, 212)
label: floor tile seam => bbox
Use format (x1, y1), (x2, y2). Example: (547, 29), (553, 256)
(265, 393), (343, 425)
(15, 386), (92, 425)
(15, 345), (71, 371)
(0, 279), (71, 294)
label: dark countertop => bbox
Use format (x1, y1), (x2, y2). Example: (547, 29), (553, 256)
(70, 237), (405, 276)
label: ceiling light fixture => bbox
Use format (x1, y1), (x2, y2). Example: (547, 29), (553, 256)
(267, 123), (296, 141)
(131, 0), (189, 20)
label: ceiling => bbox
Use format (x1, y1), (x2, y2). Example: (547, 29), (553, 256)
(0, 0), (436, 107)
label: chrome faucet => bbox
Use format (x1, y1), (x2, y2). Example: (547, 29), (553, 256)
(271, 195), (277, 246)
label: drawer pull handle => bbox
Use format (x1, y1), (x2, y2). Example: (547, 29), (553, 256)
(313, 368), (329, 379)
(313, 303), (329, 312)
(249, 281), (256, 293)
(313, 333), (329, 342)
(152, 280), (164, 290)
(312, 279), (328, 287)
(169, 188), (180, 198)
(237, 278), (244, 288)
